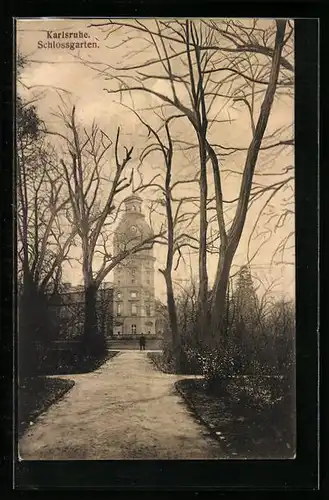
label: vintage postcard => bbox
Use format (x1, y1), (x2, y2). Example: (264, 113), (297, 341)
(16, 18), (296, 461)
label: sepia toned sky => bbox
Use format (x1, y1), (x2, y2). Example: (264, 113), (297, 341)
(16, 18), (295, 302)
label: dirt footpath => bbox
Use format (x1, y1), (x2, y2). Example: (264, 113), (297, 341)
(19, 351), (224, 460)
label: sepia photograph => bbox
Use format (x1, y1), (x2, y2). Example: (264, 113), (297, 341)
(16, 17), (296, 461)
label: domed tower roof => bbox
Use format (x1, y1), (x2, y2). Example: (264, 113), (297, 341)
(123, 194), (143, 203)
(114, 194), (154, 255)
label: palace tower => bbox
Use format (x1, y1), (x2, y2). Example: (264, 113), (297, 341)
(112, 195), (156, 337)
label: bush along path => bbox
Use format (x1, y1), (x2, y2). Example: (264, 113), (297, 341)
(18, 351), (225, 460)
(149, 352), (295, 459)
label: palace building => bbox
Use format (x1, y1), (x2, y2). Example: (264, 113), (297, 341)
(112, 195), (156, 337)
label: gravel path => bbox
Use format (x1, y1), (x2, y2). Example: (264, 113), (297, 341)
(19, 351), (224, 460)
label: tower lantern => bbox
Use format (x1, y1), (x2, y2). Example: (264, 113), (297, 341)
(124, 195), (143, 214)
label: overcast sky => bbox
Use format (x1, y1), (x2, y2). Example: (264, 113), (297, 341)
(16, 18), (295, 302)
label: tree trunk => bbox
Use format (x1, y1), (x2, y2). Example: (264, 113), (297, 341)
(210, 246), (234, 339)
(197, 134), (209, 341)
(164, 271), (180, 355)
(83, 281), (105, 358)
(162, 153), (182, 365)
(209, 20), (287, 340)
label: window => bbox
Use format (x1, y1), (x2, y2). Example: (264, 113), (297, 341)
(145, 305), (151, 317)
(132, 279), (135, 284)
(131, 303), (137, 316)
(117, 291), (121, 299)
(117, 303), (121, 316)
(131, 324), (136, 334)
(131, 291), (137, 299)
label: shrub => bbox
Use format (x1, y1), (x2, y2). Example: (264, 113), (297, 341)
(164, 269), (295, 420)
(18, 286), (58, 377)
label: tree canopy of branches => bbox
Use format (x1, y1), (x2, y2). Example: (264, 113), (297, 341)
(84, 18), (293, 344)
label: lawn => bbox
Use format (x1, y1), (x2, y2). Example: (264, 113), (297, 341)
(176, 378), (296, 459)
(42, 349), (120, 375)
(18, 376), (75, 438)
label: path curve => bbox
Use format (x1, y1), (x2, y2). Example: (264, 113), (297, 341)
(19, 351), (224, 460)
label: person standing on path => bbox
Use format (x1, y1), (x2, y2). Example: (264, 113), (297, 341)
(139, 333), (146, 351)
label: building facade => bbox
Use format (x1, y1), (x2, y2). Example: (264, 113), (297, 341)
(112, 195), (156, 337)
(49, 282), (114, 341)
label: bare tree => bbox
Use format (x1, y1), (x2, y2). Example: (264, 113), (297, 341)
(48, 104), (165, 355)
(16, 53), (78, 299)
(17, 145), (74, 296)
(205, 20), (289, 334)
(17, 87), (77, 297)
(82, 18), (292, 341)
(125, 105), (200, 359)
(206, 19), (294, 271)
(16, 83), (78, 375)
